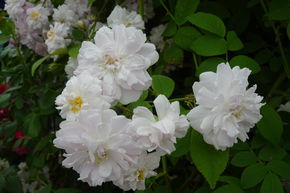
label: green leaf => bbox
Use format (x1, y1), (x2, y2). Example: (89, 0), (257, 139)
(191, 35), (227, 56)
(229, 55), (261, 74)
(88, 0), (96, 6)
(163, 20), (177, 37)
(231, 151), (257, 167)
(38, 185), (52, 193)
(68, 44), (81, 59)
(226, 31), (244, 51)
(24, 113), (41, 138)
(39, 90), (58, 110)
(219, 176), (240, 186)
(257, 105), (283, 145)
(267, 7), (290, 20)
(258, 145), (286, 161)
(72, 29), (84, 41)
(4, 174), (23, 193)
(267, 160), (290, 179)
(31, 48), (67, 76)
(260, 173), (283, 193)
(171, 130), (190, 158)
(241, 163), (267, 189)
(163, 45), (184, 64)
(190, 130), (229, 189)
(173, 26), (201, 50)
(0, 35), (10, 45)
(195, 57), (225, 76)
(54, 188), (80, 193)
(152, 75), (175, 97)
(287, 22), (290, 40)
(212, 184), (245, 193)
(0, 93), (11, 108)
(175, 0), (200, 25)
(187, 12), (226, 37)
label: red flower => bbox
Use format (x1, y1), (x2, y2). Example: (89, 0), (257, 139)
(15, 147), (29, 155)
(0, 83), (7, 94)
(15, 130), (25, 139)
(0, 108), (10, 122)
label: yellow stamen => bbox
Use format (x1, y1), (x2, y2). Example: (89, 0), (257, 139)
(135, 169), (145, 181)
(31, 11), (39, 21)
(68, 96), (83, 113)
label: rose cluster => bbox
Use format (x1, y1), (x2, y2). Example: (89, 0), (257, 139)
(52, 4), (266, 191)
(4, 0), (91, 55)
(53, 6), (189, 191)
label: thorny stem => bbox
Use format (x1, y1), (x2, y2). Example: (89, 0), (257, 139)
(138, 0), (144, 18)
(162, 156), (172, 193)
(260, 0), (290, 79)
(193, 53), (198, 70)
(267, 72), (286, 98)
(114, 105), (133, 115)
(159, 0), (178, 24)
(177, 172), (196, 193)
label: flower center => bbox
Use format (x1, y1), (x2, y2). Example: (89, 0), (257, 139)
(68, 96), (83, 113)
(47, 31), (55, 40)
(95, 149), (108, 164)
(135, 169), (145, 182)
(31, 11), (40, 21)
(228, 106), (242, 118)
(103, 55), (120, 71)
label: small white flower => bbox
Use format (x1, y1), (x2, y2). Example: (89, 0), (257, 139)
(278, 102), (290, 113)
(0, 159), (10, 171)
(53, 109), (142, 186)
(114, 152), (160, 191)
(76, 24), (159, 104)
(107, 5), (144, 29)
(55, 71), (111, 120)
(45, 22), (70, 54)
(187, 62), (264, 150)
(149, 24), (167, 51)
(4, 0), (25, 19)
(65, 57), (79, 78)
(53, 4), (77, 27)
(131, 95), (189, 154)
(64, 0), (90, 18)
(123, 0), (155, 21)
(26, 5), (50, 30)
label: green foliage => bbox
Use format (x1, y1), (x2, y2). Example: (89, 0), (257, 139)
(173, 26), (201, 50)
(191, 35), (227, 56)
(174, 0), (199, 25)
(187, 12), (226, 37)
(152, 75), (175, 97)
(241, 163), (267, 189)
(231, 151), (257, 167)
(195, 57), (225, 76)
(257, 105), (283, 144)
(163, 45), (184, 64)
(212, 184), (244, 193)
(226, 31), (244, 51)
(229, 55), (261, 74)
(31, 48), (67, 76)
(260, 173), (284, 193)
(190, 130), (229, 189)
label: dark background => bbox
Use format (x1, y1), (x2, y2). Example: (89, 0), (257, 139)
(0, 0), (4, 9)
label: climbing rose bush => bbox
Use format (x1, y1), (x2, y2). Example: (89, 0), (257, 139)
(0, 0), (290, 193)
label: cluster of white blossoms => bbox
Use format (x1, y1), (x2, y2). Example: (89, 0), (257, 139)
(54, 5), (190, 191)
(278, 101), (290, 113)
(4, 0), (91, 55)
(187, 63), (264, 150)
(17, 162), (50, 193)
